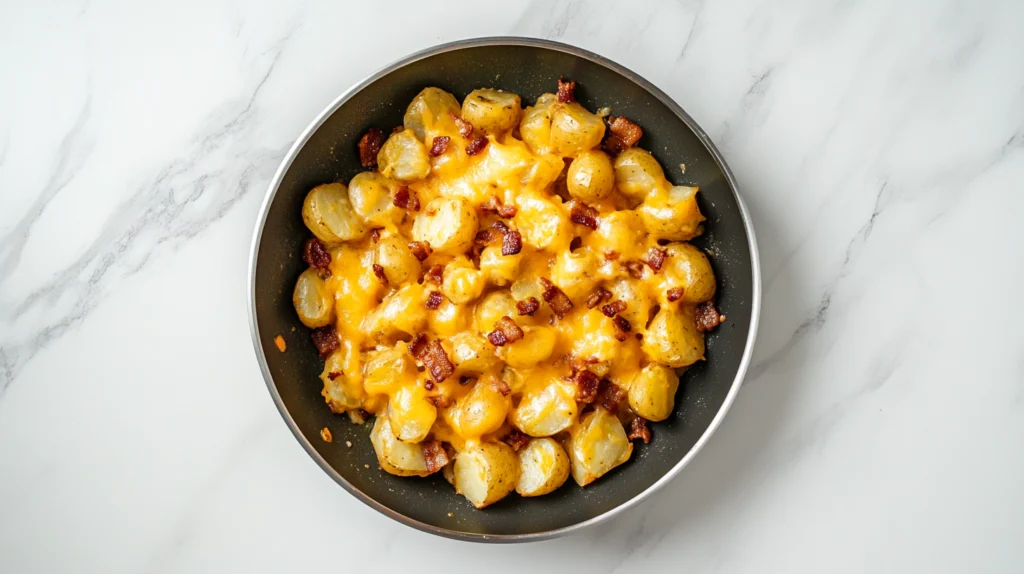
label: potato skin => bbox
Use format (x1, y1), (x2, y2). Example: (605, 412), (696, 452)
(515, 437), (570, 497)
(658, 243), (716, 304)
(370, 415), (430, 477)
(567, 149), (615, 201)
(549, 102), (605, 157)
(638, 185), (705, 241)
(567, 407), (633, 487)
(627, 364), (680, 422)
(454, 442), (519, 508)
(387, 383), (437, 443)
(377, 129), (431, 181)
(302, 183), (368, 244)
(293, 268), (334, 328)
(412, 197), (478, 255)
(641, 305), (704, 368)
(404, 87), (461, 141)
(348, 171), (400, 228)
(613, 148), (669, 203)
(461, 88), (522, 136)
(511, 379), (578, 437)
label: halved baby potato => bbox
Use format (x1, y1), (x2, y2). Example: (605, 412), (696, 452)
(387, 383), (437, 443)
(293, 268), (334, 328)
(412, 197), (478, 255)
(627, 363), (679, 422)
(637, 185), (704, 241)
(567, 407), (633, 487)
(302, 182), (368, 244)
(641, 304), (704, 368)
(377, 129), (431, 181)
(370, 415), (430, 477)
(511, 378), (577, 437)
(461, 88), (522, 136)
(444, 378), (510, 438)
(454, 442), (519, 508)
(515, 437), (570, 497)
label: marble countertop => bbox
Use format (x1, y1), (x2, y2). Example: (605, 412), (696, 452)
(2, 0), (1023, 572)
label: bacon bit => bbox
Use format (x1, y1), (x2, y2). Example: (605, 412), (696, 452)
(602, 116), (644, 155)
(695, 301), (725, 332)
(311, 325), (340, 357)
(494, 379), (512, 396)
(327, 371), (342, 381)
(408, 334), (428, 358)
(425, 291), (444, 310)
(516, 297), (540, 316)
(569, 236), (583, 252)
(601, 300), (627, 318)
(369, 228), (381, 243)
(429, 135), (450, 157)
(569, 355), (599, 373)
(645, 247), (667, 272)
(596, 379), (627, 413)
(501, 230), (523, 256)
(427, 395), (451, 408)
(491, 220), (511, 235)
(302, 238), (331, 270)
(628, 417), (651, 443)
(466, 135), (488, 156)
(624, 260), (646, 278)
(483, 196), (518, 218)
(320, 427), (333, 443)
(424, 264), (445, 284)
(372, 264), (388, 286)
(357, 127), (384, 167)
(540, 278), (574, 318)
(392, 186), (420, 211)
(391, 126), (404, 134)
(604, 250), (620, 261)
(497, 203), (518, 218)
(487, 316), (524, 347)
(571, 368), (601, 403)
(327, 402), (344, 415)
(451, 113), (474, 138)
(666, 287), (685, 302)
(424, 380), (436, 391)
(503, 429), (530, 452)
(569, 201), (600, 230)
(412, 339), (454, 383)
(408, 241), (432, 261)
(474, 227), (497, 246)
(613, 316), (632, 341)
(586, 287), (612, 309)
(556, 76), (577, 103)
(422, 440), (449, 474)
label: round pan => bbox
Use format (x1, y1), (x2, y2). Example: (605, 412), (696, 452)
(249, 37), (761, 542)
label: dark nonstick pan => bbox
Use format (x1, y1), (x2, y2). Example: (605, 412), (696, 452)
(249, 37), (761, 542)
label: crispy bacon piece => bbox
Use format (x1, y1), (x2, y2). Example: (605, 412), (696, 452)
(429, 136), (450, 157)
(474, 228), (497, 246)
(408, 241), (432, 261)
(571, 368), (601, 403)
(422, 440), (449, 474)
(372, 264), (388, 286)
(483, 196), (518, 218)
(569, 355), (599, 373)
(424, 380), (436, 391)
(466, 135), (489, 156)
(424, 264), (445, 284)
(585, 287), (612, 309)
(645, 247), (667, 272)
(487, 316), (524, 347)
(516, 296), (540, 316)
(311, 325), (340, 357)
(602, 116), (644, 155)
(451, 113), (474, 138)
(601, 300), (627, 318)
(569, 201), (600, 230)
(503, 429), (530, 452)
(327, 371), (342, 381)
(556, 77), (577, 103)
(414, 339), (455, 383)
(666, 287), (685, 302)
(540, 278), (574, 318)
(628, 417), (651, 443)
(624, 260), (646, 279)
(425, 291), (444, 310)
(596, 379), (627, 413)
(393, 186), (420, 211)
(491, 220), (510, 235)
(370, 228), (382, 243)
(408, 334), (428, 358)
(612, 316), (632, 341)
(695, 301), (725, 332)
(357, 127), (384, 167)
(604, 250), (620, 261)
(302, 238), (331, 270)
(501, 230), (523, 256)
(494, 379), (512, 396)
(427, 395), (451, 408)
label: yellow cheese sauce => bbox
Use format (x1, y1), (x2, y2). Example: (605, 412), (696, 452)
(295, 85), (718, 498)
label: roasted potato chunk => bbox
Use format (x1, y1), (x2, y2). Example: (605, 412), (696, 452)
(549, 101), (605, 157)
(370, 415), (430, 477)
(613, 148), (670, 203)
(302, 182), (368, 244)
(516, 437), (570, 497)
(642, 304), (704, 367)
(511, 378), (577, 437)
(567, 149), (615, 201)
(348, 171), (401, 228)
(449, 331), (500, 376)
(412, 197), (478, 255)
(377, 129), (431, 181)
(454, 442), (519, 508)
(387, 383), (437, 443)
(461, 88), (522, 135)
(567, 407), (633, 486)
(627, 364), (680, 422)
(658, 243), (716, 304)
(361, 283), (427, 342)
(293, 268), (334, 328)
(375, 234), (422, 285)
(638, 185), (705, 241)
(404, 87), (461, 141)
(445, 379), (510, 438)
(499, 326), (556, 368)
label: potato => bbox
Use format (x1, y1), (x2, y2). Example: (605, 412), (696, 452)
(500, 326), (556, 368)
(446, 379), (510, 437)
(642, 305), (704, 367)
(441, 258), (486, 304)
(638, 186), (704, 241)
(613, 148), (670, 203)
(550, 101), (606, 157)
(515, 437), (570, 497)
(404, 87), (461, 141)
(377, 129), (431, 181)
(513, 192), (572, 251)
(348, 171), (400, 228)
(478, 245), (522, 287)
(454, 442), (519, 508)
(570, 308), (620, 364)
(591, 210), (646, 262)
(627, 364), (679, 422)
(519, 93), (557, 155)
(658, 243), (716, 304)
(375, 234), (422, 285)
(449, 331), (500, 376)
(412, 197), (478, 255)
(387, 383), (437, 443)
(567, 150), (614, 201)
(361, 283), (428, 342)
(474, 291), (518, 333)
(362, 346), (417, 396)
(550, 249), (598, 301)
(608, 278), (652, 333)
(511, 379), (578, 437)
(321, 349), (363, 411)
(302, 183), (368, 244)
(293, 268), (334, 328)
(426, 298), (469, 338)
(461, 88), (522, 136)
(567, 407), (633, 486)
(370, 415), (430, 477)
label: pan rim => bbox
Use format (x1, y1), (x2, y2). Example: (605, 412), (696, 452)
(248, 36), (762, 543)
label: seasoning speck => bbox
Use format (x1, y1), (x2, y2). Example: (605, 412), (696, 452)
(345, 441), (352, 448)
(447, 512), (454, 517)
(274, 335), (287, 352)
(320, 427), (332, 442)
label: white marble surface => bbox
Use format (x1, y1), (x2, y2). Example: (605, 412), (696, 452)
(2, 0), (1023, 571)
